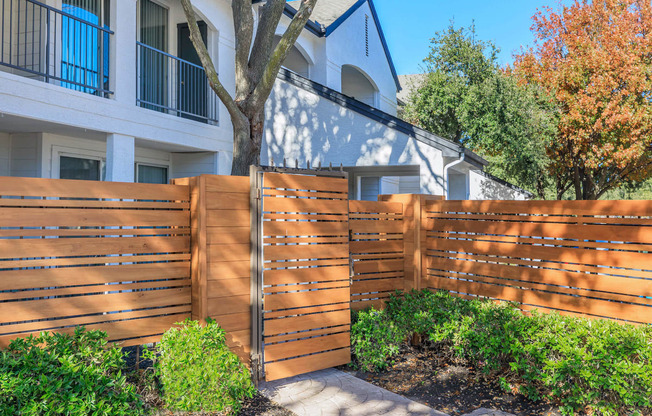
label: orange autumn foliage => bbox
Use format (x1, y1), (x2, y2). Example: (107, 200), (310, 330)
(514, 0), (652, 199)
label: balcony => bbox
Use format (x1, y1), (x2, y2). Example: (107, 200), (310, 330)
(0, 0), (113, 97)
(136, 42), (219, 125)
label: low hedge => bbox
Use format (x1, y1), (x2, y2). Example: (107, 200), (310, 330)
(0, 328), (144, 416)
(351, 290), (652, 415)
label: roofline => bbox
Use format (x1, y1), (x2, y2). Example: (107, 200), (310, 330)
(267, 0), (402, 92)
(323, 0), (366, 36)
(281, 3), (325, 36)
(474, 169), (534, 199)
(277, 68), (489, 169)
(366, 0), (401, 92)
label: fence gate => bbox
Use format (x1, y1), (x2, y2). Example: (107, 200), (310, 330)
(250, 167), (351, 382)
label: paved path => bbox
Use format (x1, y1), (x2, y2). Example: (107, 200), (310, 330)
(259, 368), (448, 416)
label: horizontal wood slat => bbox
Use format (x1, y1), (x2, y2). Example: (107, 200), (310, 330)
(263, 266), (350, 286)
(428, 237), (651, 270)
(425, 199), (652, 217)
(0, 208), (188, 227)
(264, 197), (348, 214)
(424, 199), (652, 324)
(0, 176), (191, 346)
(0, 236), (189, 260)
(264, 348), (350, 382)
(265, 310), (351, 337)
(0, 176), (189, 201)
(263, 221), (348, 237)
(263, 172), (348, 194)
(349, 200), (403, 214)
(264, 244), (349, 261)
(264, 333), (349, 362)
(265, 287), (350, 311)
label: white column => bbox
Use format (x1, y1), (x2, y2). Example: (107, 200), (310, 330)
(217, 151), (232, 175)
(110, 0), (138, 105)
(326, 60), (342, 92)
(106, 134), (135, 182)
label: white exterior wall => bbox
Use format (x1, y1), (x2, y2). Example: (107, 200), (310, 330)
(10, 133), (41, 178)
(263, 79), (445, 196)
(469, 170), (530, 200)
(170, 152), (218, 179)
(325, 2), (397, 115)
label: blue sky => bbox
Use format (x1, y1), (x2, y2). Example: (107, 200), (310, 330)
(373, 0), (559, 75)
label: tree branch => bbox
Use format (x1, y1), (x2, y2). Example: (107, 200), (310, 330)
(179, 0), (243, 123)
(232, 0), (254, 102)
(248, 0), (317, 111)
(248, 0), (286, 86)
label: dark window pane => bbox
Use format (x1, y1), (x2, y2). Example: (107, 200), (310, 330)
(137, 165), (168, 184)
(60, 156), (100, 181)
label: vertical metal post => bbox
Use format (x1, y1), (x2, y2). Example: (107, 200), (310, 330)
(249, 165), (264, 384)
(98, 22), (104, 96)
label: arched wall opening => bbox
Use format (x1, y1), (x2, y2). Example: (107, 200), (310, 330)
(341, 64), (378, 107)
(274, 36), (311, 78)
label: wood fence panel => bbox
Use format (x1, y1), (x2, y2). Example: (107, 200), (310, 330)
(261, 172), (350, 382)
(177, 175), (252, 363)
(422, 199), (652, 324)
(0, 177), (192, 347)
(349, 200), (404, 310)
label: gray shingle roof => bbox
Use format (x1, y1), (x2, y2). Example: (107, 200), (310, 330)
(396, 73), (427, 104)
(287, 0), (358, 27)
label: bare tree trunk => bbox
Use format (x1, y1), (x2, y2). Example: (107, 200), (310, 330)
(573, 160), (582, 200)
(180, 0), (317, 176)
(231, 109), (265, 176)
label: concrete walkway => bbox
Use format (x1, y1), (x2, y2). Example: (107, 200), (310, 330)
(259, 368), (448, 416)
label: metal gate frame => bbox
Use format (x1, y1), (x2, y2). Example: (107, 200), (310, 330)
(249, 165), (350, 383)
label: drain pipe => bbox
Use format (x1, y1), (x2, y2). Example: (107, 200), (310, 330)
(443, 151), (465, 200)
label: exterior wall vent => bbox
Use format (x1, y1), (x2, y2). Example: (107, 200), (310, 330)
(365, 15), (369, 56)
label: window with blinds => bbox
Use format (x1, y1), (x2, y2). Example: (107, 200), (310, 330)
(139, 0), (169, 111)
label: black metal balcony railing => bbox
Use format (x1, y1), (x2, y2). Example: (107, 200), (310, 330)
(0, 0), (113, 97)
(137, 42), (219, 125)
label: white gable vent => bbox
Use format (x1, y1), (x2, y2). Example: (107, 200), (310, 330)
(365, 15), (369, 56)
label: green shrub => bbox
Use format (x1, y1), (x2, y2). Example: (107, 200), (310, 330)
(386, 290), (522, 371)
(350, 308), (406, 372)
(354, 289), (652, 415)
(510, 311), (652, 415)
(147, 318), (255, 414)
(0, 327), (143, 416)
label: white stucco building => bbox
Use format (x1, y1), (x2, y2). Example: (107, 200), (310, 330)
(0, 0), (529, 200)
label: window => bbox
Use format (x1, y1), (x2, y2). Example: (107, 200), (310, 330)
(139, 0), (169, 112)
(359, 176), (380, 201)
(136, 164), (168, 184)
(59, 156), (103, 181)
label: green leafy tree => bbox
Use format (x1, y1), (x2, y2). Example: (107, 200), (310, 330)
(404, 23), (557, 199)
(514, 0), (652, 200)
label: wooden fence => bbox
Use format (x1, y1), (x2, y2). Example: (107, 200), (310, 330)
(172, 175), (252, 362)
(1, 173), (650, 370)
(0, 177), (192, 347)
(349, 200), (405, 310)
(422, 200), (652, 324)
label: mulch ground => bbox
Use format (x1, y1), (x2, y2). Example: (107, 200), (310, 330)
(340, 347), (563, 416)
